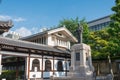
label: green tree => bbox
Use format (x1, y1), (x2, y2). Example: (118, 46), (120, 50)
(58, 17), (79, 38)
(107, 0), (120, 56)
(88, 30), (110, 59)
(58, 17), (90, 43)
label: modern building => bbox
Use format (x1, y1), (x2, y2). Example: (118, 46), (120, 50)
(88, 15), (112, 31)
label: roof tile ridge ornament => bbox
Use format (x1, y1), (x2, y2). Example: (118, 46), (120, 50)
(76, 23), (83, 43)
(8, 20), (13, 27)
(0, 20), (13, 27)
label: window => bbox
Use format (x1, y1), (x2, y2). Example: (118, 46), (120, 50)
(76, 53), (80, 61)
(58, 33), (62, 36)
(31, 59), (40, 71)
(45, 60), (51, 71)
(57, 61), (63, 71)
(69, 61), (71, 66)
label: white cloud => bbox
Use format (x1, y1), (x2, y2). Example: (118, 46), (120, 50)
(13, 26), (48, 37)
(14, 27), (32, 37)
(31, 27), (48, 34)
(0, 15), (26, 22)
(13, 17), (26, 22)
(31, 27), (41, 34)
(0, 15), (11, 21)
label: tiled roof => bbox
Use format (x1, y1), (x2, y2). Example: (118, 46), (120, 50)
(0, 20), (13, 34)
(0, 20), (13, 27)
(0, 37), (70, 54)
(20, 26), (77, 42)
(20, 27), (60, 40)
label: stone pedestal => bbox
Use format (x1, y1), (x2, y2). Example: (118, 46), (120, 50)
(68, 43), (94, 80)
(51, 43), (94, 80)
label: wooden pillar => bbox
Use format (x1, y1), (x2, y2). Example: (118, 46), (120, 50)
(41, 54), (43, 78)
(16, 57), (20, 79)
(0, 48), (2, 75)
(65, 58), (67, 76)
(53, 56), (55, 75)
(27, 53), (30, 80)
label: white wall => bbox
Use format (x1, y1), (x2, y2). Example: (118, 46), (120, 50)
(29, 58), (42, 78)
(28, 56), (70, 79)
(47, 35), (54, 46)
(47, 34), (71, 49)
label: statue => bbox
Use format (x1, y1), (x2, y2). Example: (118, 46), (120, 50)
(76, 23), (83, 43)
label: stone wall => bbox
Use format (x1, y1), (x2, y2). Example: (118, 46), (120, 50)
(93, 60), (119, 76)
(50, 76), (90, 80)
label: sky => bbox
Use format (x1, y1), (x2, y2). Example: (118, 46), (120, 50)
(0, 0), (115, 37)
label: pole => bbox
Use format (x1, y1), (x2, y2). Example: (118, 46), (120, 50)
(108, 55), (114, 80)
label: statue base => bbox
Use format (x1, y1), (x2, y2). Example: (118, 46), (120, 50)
(50, 43), (94, 80)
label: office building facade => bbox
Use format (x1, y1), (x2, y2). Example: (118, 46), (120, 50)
(88, 15), (111, 31)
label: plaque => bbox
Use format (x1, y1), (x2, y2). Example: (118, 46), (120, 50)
(76, 53), (80, 61)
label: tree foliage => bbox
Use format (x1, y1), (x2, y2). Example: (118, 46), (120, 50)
(87, 30), (108, 59)
(58, 17), (89, 43)
(59, 17), (80, 38)
(107, 0), (120, 57)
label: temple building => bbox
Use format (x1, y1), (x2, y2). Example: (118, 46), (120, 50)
(0, 21), (77, 80)
(21, 27), (77, 49)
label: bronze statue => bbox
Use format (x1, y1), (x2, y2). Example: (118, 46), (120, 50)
(76, 23), (83, 43)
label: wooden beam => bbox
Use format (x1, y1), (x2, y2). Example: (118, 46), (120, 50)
(16, 57), (19, 79)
